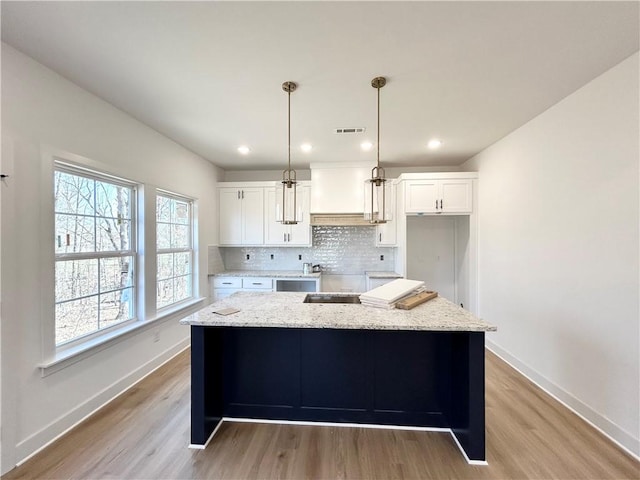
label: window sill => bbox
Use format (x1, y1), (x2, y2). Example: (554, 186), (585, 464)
(39, 297), (206, 377)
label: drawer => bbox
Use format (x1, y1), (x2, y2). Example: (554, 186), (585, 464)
(242, 277), (273, 289)
(213, 277), (242, 288)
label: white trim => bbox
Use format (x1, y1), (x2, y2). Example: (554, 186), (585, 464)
(40, 297), (204, 375)
(209, 417), (487, 466)
(397, 172), (479, 181)
(448, 430), (489, 466)
(17, 342), (190, 467)
(188, 420), (224, 450)
(224, 417), (450, 432)
(486, 340), (640, 460)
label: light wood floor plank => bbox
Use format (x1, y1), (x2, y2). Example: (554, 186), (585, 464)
(2, 349), (638, 479)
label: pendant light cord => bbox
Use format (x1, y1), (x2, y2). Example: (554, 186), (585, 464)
(288, 88), (291, 172)
(377, 82), (380, 169)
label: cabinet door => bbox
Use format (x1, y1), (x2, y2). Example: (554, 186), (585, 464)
(264, 188), (288, 245)
(404, 180), (439, 214)
(376, 221), (397, 246)
(219, 188), (242, 245)
(376, 184), (397, 246)
(240, 188), (264, 245)
(366, 277), (396, 291)
(288, 186), (311, 246)
(440, 180), (472, 213)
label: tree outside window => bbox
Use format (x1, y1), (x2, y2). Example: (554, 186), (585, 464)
(156, 193), (193, 309)
(54, 166), (136, 345)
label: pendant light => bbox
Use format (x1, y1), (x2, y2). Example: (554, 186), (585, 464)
(276, 81), (300, 225)
(364, 76), (392, 224)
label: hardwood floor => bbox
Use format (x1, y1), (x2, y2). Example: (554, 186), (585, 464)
(3, 349), (638, 479)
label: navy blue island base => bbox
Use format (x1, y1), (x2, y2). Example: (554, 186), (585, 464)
(190, 325), (486, 462)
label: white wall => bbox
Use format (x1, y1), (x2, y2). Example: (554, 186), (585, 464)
(223, 165), (460, 182)
(0, 43), (223, 474)
(463, 53), (639, 455)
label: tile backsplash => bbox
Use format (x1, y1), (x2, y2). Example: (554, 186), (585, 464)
(214, 226), (395, 274)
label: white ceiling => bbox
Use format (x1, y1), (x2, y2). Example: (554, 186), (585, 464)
(2, 1), (638, 171)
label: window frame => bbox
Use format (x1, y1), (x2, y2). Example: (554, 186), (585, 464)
(53, 161), (139, 348)
(155, 190), (195, 310)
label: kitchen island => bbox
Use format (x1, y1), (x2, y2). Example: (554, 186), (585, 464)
(180, 292), (496, 463)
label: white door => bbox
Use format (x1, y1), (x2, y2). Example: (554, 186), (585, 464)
(406, 216), (456, 301)
(404, 180), (439, 213)
(219, 188), (242, 245)
(264, 188), (288, 245)
(440, 180), (472, 213)
(240, 187), (264, 245)
(376, 184), (397, 246)
(288, 186), (311, 246)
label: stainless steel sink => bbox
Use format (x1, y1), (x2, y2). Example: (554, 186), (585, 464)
(303, 294), (361, 304)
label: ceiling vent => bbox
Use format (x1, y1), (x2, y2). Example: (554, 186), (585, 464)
(333, 127), (365, 134)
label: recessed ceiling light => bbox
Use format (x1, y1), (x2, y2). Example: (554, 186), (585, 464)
(300, 143), (312, 152)
(361, 141), (373, 151)
(237, 146), (251, 155)
(427, 139), (443, 150)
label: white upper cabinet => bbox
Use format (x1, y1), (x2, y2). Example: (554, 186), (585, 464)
(403, 176), (473, 215)
(265, 185), (311, 246)
(219, 186), (265, 245)
(376, 182), (397, 246)
(439, 180), (473, 213)
(404, 180), (440, 214)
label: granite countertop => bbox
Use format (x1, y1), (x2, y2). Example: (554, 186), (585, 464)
(181, 291), (496, 332)
(365, 271), (403, 279)
(210, 270), (321, 279)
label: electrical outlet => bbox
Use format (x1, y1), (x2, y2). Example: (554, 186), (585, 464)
(270, 254), (274, 260)
(246, 254), (250, 260)
(380, 255), (384, 261)
(298, 254), (302, 260)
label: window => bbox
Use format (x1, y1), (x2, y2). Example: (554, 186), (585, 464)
(156, 193), (193, 309)
(54, 165), (136, 346)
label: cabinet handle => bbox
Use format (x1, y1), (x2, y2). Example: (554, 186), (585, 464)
(283, 233), (286, 242)
(241, 190), (244, 199)
(237, 190), (240, 199)
(222, 282), (232, 285)
(440, 199), (443, 209)
(287, 233), (291, 242)
(435, 199), (438, 209)
(379, 233), (382, 242)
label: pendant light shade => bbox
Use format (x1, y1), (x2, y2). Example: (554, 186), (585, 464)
(277, 81), (301, 225)
(364, 76), (392, 224)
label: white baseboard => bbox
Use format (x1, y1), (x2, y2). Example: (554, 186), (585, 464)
(15, 338), (190, 466)
(220, 418), (487, 466)
(486, 339), (639, 460)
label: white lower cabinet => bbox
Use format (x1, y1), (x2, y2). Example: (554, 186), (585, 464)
(212, 276), (322, 301)
(241, 277), (273, 290)
(365, 277), (397, 291)
(211, 276), (243, 301)
(212, 277), (273, 300)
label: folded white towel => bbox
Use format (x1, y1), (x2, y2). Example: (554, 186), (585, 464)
(360, 278), (425, 303)
(359, 279), (427, 309)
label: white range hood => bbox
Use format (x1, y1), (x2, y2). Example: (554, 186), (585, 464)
(310, 162), (375, 226)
